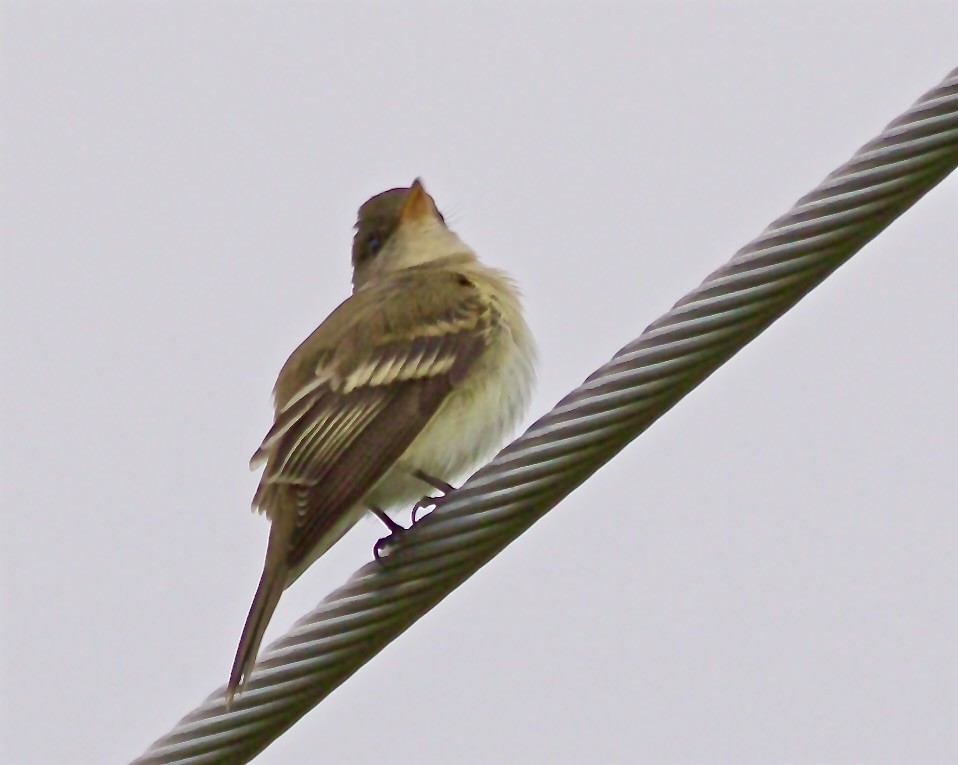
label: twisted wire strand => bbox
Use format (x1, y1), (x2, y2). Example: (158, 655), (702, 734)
(133, 68), (958, 764)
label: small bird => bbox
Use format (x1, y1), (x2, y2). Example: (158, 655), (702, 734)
(228, 179), (537, 698)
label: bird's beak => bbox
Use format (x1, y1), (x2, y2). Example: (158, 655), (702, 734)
(400, 178), (435, 224)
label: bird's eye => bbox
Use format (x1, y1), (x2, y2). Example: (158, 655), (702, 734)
(367, 232), (382, 257)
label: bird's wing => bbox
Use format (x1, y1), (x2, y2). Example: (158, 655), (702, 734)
(252, 270), (497, 569)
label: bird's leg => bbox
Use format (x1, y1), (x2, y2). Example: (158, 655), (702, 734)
(410, 469), (457, 524)
(370, 505), (405, 534)
(412, 469), (455, 495)
(370, 505), (406, 562)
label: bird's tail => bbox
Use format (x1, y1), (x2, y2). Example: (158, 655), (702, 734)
(227, 554), (287, 705)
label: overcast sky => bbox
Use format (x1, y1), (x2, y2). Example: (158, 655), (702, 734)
(2, 3), (956, 764)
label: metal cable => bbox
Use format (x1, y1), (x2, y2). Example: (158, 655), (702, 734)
(133, 67), (958, 765)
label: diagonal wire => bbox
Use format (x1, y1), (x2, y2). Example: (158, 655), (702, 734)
(132, 67), (958, 765)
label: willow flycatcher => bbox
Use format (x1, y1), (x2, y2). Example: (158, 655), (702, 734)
(228, 179), (537, 698)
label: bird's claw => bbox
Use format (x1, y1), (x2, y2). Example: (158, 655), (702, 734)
(371, 505), (407, 563)
(374, 526), (405, 562)
(410, 470), (457, 524)
(411, 493), (445, 524)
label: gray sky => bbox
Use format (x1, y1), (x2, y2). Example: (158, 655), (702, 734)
(2, 2), (956, 764)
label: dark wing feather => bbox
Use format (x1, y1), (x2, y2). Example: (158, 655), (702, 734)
(286, 376), (450, 568)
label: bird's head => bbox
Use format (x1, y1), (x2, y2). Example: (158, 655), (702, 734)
(350, 178), (469, 291)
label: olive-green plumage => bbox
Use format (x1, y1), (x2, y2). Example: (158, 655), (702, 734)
(228, 180), (536, 701)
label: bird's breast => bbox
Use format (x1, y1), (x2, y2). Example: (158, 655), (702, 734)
(368, 308), (537, 509)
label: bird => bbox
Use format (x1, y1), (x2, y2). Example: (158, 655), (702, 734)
(227, 178), (537, 700)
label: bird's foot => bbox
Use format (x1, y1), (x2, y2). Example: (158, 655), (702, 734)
(411, 494), (444, 524)
(410, 470), (457, 524)
(371, 506), (406, 562)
